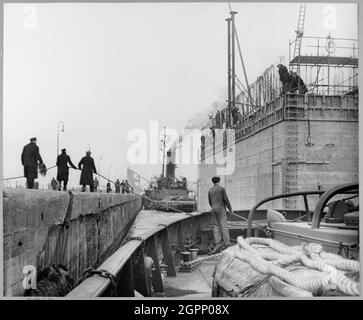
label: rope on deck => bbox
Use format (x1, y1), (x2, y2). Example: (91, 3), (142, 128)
(180, 253), (223, 267)
(229, 237), (360, 296)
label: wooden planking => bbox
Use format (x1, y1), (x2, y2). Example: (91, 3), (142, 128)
(177, 222), (186, 252)
(145, 236), (164, 293)
(129, 211), (201, 235)
(117, 259), (135, 297)
(132, 248), (150, 297)
(161, 228), (177, 277)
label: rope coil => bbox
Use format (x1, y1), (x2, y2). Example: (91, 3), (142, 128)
(180, 253), (222, 267)
(215, 236), (360, 297)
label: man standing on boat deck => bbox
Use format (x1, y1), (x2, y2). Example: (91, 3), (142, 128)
(78, 151), (97, 192)
(208, 176), (232, 254)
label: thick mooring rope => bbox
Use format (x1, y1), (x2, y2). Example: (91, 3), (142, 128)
(231, 237), (360, 296)
(180, 253), (223, 267)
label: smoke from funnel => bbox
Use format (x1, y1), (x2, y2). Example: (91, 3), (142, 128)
(183, 88), (227, 130)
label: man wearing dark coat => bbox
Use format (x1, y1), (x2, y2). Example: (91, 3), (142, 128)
(51, 177), (57, 190)
(106, 182), (112, 193)
(115, 179), (121, 193)
(93, 178), (99, 192)
(277, 64), (291, 93)
(21, 137), (44, 189)
(78, 151), (97, 192)
(208, 176), (233, 255)
(56, 148), (77, 191)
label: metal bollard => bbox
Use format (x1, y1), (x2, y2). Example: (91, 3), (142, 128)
(181, 251), (192, 263)
(189, 248), (199, 260)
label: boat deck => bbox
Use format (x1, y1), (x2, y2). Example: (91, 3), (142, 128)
(126, 210), (220, 298)
(163, 257), (216, 298)
(68, 210), (265, 298)
(126, 210), (202, 240)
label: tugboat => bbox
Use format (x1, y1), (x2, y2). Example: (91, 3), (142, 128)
(143, 128), (197, 212)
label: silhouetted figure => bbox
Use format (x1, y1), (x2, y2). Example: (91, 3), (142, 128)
(78, 151), (97, 192)
(94, 177), (99, 192)
(277, 64), (308, 94)
(124, 180), (131, 194)
(277, 64), (291, 93)
(231, 106), (241, 126)
(51, 177), (57, 190)
(115, 179), (121, 193)
(121, 180), (126, 194)
(56, 148), (77, 191)
(215, 110), (221, 128)
(21, 137), (44, 189)
(106, 182), (112, 193)
(290, 72), (308, 94)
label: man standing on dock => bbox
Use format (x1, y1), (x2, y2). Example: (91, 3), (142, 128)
(51, 177), (57, 190)
(78, 151), (97, 192)
(21, 137), (44, 189)
(208, 176), (232, 254)
(94, 177), (99, 192)
(115, 178), (121, 193)
(56, 148), (78, 191)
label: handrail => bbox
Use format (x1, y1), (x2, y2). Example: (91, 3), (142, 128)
(311, 183), (359, 229)
(247, 190), (325, 237)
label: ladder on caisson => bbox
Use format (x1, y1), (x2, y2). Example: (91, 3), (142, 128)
(285, 93), (300, 209)
(291, 3), (307, 74)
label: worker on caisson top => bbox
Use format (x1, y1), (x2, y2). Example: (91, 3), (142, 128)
(208, 176), (233, 255)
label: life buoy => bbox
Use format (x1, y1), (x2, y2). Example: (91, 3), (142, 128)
(326, 39), (336, 54)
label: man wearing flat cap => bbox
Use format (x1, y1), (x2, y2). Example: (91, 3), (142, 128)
(208, 176), (233, 254)
(21, 137), (44, 189)
(78, 150), (97, 192)
(56, 148), (77, 191)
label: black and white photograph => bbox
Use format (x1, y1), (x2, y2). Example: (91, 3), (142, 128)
(1, 1), (360, 301)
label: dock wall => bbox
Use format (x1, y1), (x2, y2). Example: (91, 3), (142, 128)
(198, 94), (358, 211)
(3, 189), (142, 296)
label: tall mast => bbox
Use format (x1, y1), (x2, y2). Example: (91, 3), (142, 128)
(226, 11), (237, 128)
(161, 126), (166, 177)
(231, 11), (237, 125)
(226, 17), (231, 126)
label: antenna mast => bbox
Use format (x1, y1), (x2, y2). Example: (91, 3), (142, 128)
(161, 126), (166, 177)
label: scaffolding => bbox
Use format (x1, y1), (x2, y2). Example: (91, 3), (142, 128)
(205, 8), (358, 138)
(289, 35), (358, 95)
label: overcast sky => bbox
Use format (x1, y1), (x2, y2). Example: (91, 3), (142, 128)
(3, 2), (357, 189)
